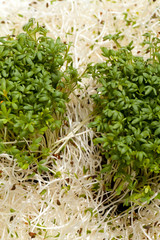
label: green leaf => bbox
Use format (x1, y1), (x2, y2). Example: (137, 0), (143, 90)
(54, 171), (61, 178)
(138, 75), (143, 84)
(39, 96), (49, 102)
(34, 137), (42, 144)
(101, 47), (109, 57)
(145, 86), (152, 95)
(155, 193), (160, 200)
(28, 124), (34, 132)
(40, 189), (47, 195)
(23, 18), (35, 32)
(53, 232), (60, 238)
(37, 51), (43, 61)
(112, 122), (121, 130)
(0, 45), (4, 54)
(26, 57), (33, 65)
(136, 151), (146, 161)
(131, 118), (140, 125)
(1, 103), (7, 114)
(38, 160), (46, 164)
(154, 127), (160, 136)
(38, 164), (48, 172)
(21, 163), (29, 170)
(12, 103), (18, 110)
(10, 208), (16, 213)
(39, 126), (48, 134)
(1, 78), (6, 90)
(154, 52), (160, 62)
(16, 43), (22, 52)
(101, 164), (112, 173)
(84, 208), (94, 217)
(29, 142), (39, 151)
(116, 183), (124, 195)
(27, 71), (34, 77)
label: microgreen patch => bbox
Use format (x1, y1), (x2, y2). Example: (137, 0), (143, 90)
(88, 33), (160, 204)
(0, 18), (80, 170)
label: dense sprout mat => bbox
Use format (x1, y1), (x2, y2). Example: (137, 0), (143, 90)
(0, 0), (160, 239)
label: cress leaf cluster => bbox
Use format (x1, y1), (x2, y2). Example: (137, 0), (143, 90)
(88, 33), (160, 202)
(0, 19), (79, 170)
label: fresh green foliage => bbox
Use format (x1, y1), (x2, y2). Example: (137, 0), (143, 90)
(0, 18), (79, 169)
(88, 33), (160, 203)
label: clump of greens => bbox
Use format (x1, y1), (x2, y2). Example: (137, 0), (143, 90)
(0, 18), (79, 171)
(88, 32), (160, 204)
